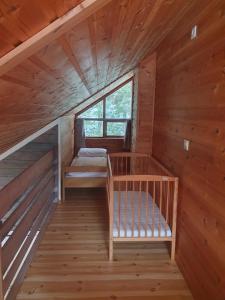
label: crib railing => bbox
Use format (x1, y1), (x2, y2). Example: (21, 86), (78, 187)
(107, 153), (178, 261)
(109, 152), (150, 176)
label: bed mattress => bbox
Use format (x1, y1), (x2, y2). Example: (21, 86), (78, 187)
(113, 191), (171, 238)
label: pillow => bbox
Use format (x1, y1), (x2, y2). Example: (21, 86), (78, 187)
(71, 156), (107, 167)
(78, 147), (107, 157)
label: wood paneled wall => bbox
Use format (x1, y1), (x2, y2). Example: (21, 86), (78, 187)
(152, 1), (225, 299)
(60, 116), (74, 165)
(132, 53), (156, 153)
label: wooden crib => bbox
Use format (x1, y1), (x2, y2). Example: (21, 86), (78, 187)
(107, 152), (178, 261)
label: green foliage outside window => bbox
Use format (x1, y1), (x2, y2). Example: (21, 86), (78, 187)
(106, 81), (132, 119)
(107, 122), (126, 136)
(79, 101), (103, 119)
(78, 81), (132, 137)
(84, 120), (103, 137)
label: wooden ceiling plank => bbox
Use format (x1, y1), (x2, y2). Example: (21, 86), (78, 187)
(58, 35), (91, 95)
(119, 0), (164, 76)
(104, 0), (129, 84)
(109, 0), (148, 82)
(0, 0), (112, 77)
(94, 2), (114, 91)
(63, 21), (97, 95)
(1, 74), (36, 90)
(87, 15), (99, 89)
(29, 55), (74, 90)
(0, 1), (29, 43)
(116, 1), (156, 75)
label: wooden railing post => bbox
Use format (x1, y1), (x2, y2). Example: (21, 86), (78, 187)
(171, 178), (178, 261)
(109, 178), (114, 261)
(0, 222), (4, 300)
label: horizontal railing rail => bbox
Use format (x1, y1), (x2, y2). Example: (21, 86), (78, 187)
(0, 149), (57, 299)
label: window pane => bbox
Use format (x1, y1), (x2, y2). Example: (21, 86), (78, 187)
(106, 81), (132, 119)
(84, 120), (103, 137)
(107, 122), (126, 136)
(79, 101), (103, 118)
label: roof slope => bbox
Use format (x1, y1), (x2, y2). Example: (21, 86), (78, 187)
(0, 0), (85, 57)
(0, 0), (207, 153)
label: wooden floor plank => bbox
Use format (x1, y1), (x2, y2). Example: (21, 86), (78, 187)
(17, 188), (193, 300)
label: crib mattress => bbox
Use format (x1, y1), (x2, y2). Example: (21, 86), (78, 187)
(113, 191), (172, 238)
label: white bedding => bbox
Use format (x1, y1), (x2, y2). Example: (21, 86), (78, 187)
(71, 156), (107, 167)
(78, 147), (107, 157)
(66, 172), (107, 178)
(113, 191), (171, 238)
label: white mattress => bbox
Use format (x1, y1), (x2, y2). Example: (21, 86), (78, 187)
(113, 191), (171, 238)
(66, 172), (107, 178)
(71, 156), (107, 167)
(78, 148), (107, 157)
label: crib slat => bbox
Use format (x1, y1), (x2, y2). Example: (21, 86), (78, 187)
(118, 181), (121, 238)
(166, 181), (170, 237)
(145, 181), (149, 237)
(138, 181), (141, 238)
(159, 181), (163, 237)
(152, 181), (155, 237)
(122, 157), (124, 175)
(125, 181), (128, 237)
(132, 181), (135, 237)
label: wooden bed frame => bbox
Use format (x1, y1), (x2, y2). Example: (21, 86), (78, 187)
(107, 152), (178, 261)
(62, 163), (107, 200)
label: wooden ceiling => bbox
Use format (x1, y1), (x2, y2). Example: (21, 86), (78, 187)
(0, 0), (85, 57)
(0, 0), (203, 153)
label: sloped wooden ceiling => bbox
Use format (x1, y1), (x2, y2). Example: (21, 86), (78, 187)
(0, 0), (200, 153)
(0, 0), (85, 57)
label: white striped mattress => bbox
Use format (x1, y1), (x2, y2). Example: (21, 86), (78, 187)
(113, 191), (172, 238)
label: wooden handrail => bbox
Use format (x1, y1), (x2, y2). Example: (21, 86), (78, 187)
(111, 175), (177, 182)
(0, 150), (54, 219)
(0, 149), (57, 299)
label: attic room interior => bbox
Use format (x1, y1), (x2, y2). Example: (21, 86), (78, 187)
(0, 0), (224, 299)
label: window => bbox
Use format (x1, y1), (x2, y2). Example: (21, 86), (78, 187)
(78, 81), (133, 137)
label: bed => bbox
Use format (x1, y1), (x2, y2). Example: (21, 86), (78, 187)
(107, 152), (178, 261)
(62, 148), (107, 200)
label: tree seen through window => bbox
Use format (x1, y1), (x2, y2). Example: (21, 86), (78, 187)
(78, 81), (132, 137)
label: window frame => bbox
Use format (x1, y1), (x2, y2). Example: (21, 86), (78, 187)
(77, 79), (134, 138)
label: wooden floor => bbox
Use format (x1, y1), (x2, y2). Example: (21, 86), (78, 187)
(17, 188), (193, 300)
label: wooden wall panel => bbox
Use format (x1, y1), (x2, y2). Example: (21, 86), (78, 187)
(152, 1), (225, 299)
(60, 116), (74, 165)
(132, 53), (156, 153)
